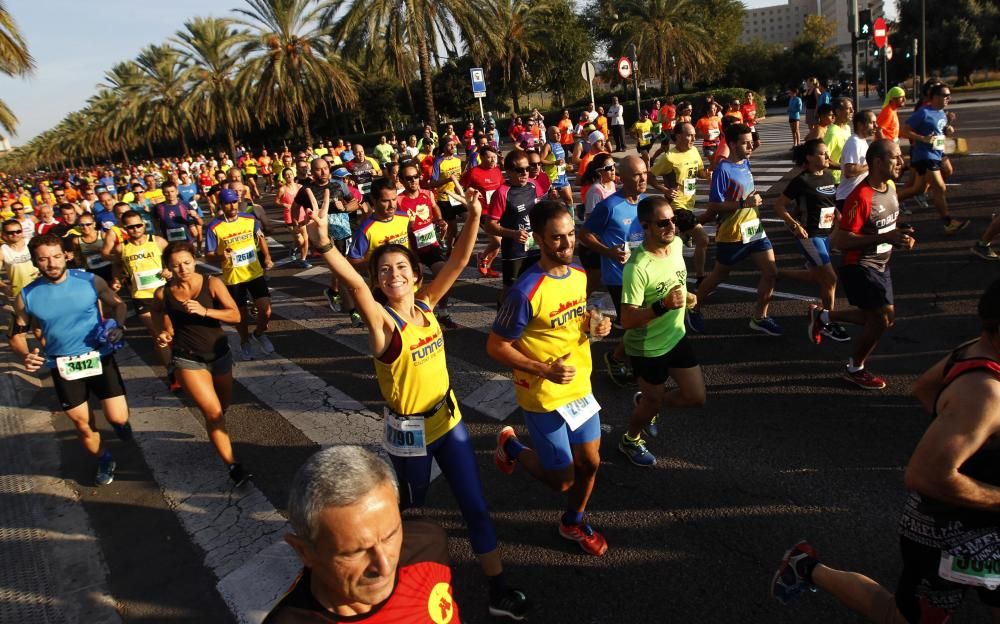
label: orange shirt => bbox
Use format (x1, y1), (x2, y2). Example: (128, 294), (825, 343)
(876, 105), (899, 141)
(557, 119), (575, 145)
(595, 116), (609, 139)
(696, 116), (722, 145)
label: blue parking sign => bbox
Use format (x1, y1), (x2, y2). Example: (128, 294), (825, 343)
(470, 68), (486, 98)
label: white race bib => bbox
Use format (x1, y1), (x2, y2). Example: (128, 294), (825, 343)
(876, 223), (896, 255)
(556, 164), (567, 177)
(683, 178), (697, 197)
(86, 254), (111, 270)
(448, 194), (463, 207)
(231, 245), (257, 267)
(556, 393), (601, 431)
(134, 268), (165, 292)
(642, 132), (652, 143)
(485, 189), (496, 204)
(359, 181), (372, 194)
(382, 408), (427, 457)
(932, 135), (946, 151)
(56, 350), (103, 381)
(708, 128), (720, 140)
(166, 226), (187, 241)
(938, 553), (1000, 590)
(818, 206), (836, 229)
(413, 223), (438, 249)
(740, 218), (766, 244)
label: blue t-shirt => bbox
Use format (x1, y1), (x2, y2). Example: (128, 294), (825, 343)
(787, 96), (803, 120)
(95, 207), (118, 232)
(906, 107), (947, 163)
(818, 91), (832, 107)
(583, 191), (646, 286)
(21, 270), (111, 367)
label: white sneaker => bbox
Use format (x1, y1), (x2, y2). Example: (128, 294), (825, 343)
(240, 341), (254, 361)
(253, 333), (275, 355)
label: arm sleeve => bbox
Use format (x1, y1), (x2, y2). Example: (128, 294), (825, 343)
(491, 287), (533, 340)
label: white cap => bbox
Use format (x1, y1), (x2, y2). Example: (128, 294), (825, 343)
(587, 130), (606, 144)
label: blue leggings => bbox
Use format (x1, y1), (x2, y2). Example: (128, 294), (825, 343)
(389, 420), (498, 554)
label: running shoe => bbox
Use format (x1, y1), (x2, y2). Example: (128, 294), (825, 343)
(323, 288), (342, 312)
(350, 311), (364, 328)
(914, 193), (929, 210)
(167, 375), (182, 392)
(618, 434), (656, 467)
(240, 341), (254, 361)
(749, 316), (784, 337)
(228, 463), (252, 487)
(95, 454), (116, 486)
(437, 312), (458, 330)
(111, 421), (133, 442)
(843, 366), (886, 390)
(806, 304), (824, 345)
(604, 352), (631, 386)
(771, 540), (819, 605)
(820, 322), (850, 342)
(685, 308), (705, 334)
(253, 333), (275, 355)
(558, 522), (608, 556)
(488, 587), (532, 621)
(477, 252), (490, 277)
(971, 243), (1000, 260)
(485, 267), (502, 278)
(943, 219), (970, 235)
(633, 391), (659, 438)
(494, 426), (517, 475)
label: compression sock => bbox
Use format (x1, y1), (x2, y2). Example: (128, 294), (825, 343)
(561, 510), (585, 526)
(819, 310), (831, 324)
(99, 450), (114, 463)
(503, 435), (526, 460)
(795, 554), (820, 584)
(111, 421), (133, 442)
(487, 572), (508, 602)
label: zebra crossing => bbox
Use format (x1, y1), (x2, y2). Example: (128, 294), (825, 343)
(1, 153), (803, 624)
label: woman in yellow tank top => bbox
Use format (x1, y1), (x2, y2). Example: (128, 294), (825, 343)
(303, 180), (532, 620)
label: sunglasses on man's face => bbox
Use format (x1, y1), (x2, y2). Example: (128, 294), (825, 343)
(401, 175), (420, 182)
(3, 229), (22, 235)
(511, 166), (530, 174)
(124, 223), (144, 230)
(646, 217), (676, 228)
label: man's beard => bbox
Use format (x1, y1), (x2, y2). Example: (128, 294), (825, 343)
(43, 265), (67, 282)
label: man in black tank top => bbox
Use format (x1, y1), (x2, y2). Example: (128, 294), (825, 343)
(771, 279), (1000, 622)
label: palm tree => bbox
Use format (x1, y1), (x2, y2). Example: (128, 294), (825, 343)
(326, 0), (471, 127)
(0, 2), (35, 135)
(86, 89), (135, 166)
(135, 44), (193, 156)
(233, 0), (358, 147)
(173, 16), (248, 159)
(605, 0), (713, 92)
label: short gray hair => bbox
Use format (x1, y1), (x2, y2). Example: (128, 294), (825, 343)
(287, 446), (399, 544)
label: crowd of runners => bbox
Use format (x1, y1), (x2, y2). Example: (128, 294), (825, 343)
(2, 77), (998, 623)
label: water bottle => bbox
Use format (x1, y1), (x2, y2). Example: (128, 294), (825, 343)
(588, 306), (604, 342)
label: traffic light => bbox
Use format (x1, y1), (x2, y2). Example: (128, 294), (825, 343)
(858, 9), (872, 38)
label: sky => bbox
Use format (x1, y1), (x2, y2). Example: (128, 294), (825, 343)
(0, 0), (896, 148)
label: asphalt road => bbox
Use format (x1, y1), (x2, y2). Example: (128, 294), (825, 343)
(2, 100), (998, 624)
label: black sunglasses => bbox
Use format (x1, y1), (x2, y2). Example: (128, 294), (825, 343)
(511, 166), (530, 174)
(527, 162), (541, 169)
(401, 175), (420, 182)
(3, 229), (22, 235)
(646, 217), (676, 228)
(601, 164), (616, 172)
(124, 223), (145, 230)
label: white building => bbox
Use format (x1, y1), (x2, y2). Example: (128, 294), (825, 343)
(741, 0), (886, 69)
(0, 136), (10, 154)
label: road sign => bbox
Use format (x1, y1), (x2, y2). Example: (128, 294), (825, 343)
(858, 8), (872, 39)
(873, 17), (887, 48)
(470, 67), (486, 98)
(580, 61), (596, 83)
(617, 56), (632, 80)
(885, 44), (893, 60)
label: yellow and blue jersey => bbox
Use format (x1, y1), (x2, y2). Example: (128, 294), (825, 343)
(347, 211), (411, 263)
(205, 213), (264, 285)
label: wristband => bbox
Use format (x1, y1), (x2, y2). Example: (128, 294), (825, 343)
(315, 241), (334, 254)
(652, 300), (668, 316)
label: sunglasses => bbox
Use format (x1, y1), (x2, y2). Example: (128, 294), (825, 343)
(511, 166), (530, 174)
(601, 165), (616, 172)
(401, 175), (420, 182)
(647, 217), (676, 228)
(3, 229), (21, 235)
(528, 163), (541, 169)
(79, 222), (96, 227)
(124, 223), (145, 230)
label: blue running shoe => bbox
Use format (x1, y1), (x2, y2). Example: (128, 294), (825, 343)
(749, 316), (784, 337)
(95, 453), (116, 486)
(618, 434), (656, 467)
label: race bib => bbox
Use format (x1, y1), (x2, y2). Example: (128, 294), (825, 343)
(359, 181), (372, 194)
(556, 393), (601, 431)
(938, 553), (1000, 590)
(876, 223), (896, 255)
(448, 194), (463, 207)
(683, 178), (697, 197)
(932, 135), (946, 151)
(382, 408), (427, 457)
(231, 245), (257, 267)
(557, 164), (567, 177)
(413, 223), (438, 249)
(56, 350), (103, 381)
(86, 254), (111, 270)
(166, 226), (187, 241)
(485, 189), (496, 204)
(708, 129), (720, 140)
(134, 268), (165, 292)
(740, 218), (766, 244)
(818, 206), (836, 229)
(642, 132), (652, 143)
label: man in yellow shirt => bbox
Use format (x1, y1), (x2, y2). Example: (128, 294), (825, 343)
(632, 111), (654, 166)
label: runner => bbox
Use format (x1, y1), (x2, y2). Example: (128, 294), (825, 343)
(9, 202), (35, 242)
(265, 446), (460, 623)
(772, 279), (1000, 621)
(632, 111), (654, 166)
(69, 213), (113, 283)
(430, 140), (464, 251)
(557, 110), (577, 161)
(484, 150), (541, 304)
(489, 200), (612, 556)
(0, 219), (38, 304)
(740, 91), (760, 148)
(772, 139), (848, 343)
(9, 233), (132, 486)
(875, 86), (906, 142)
(617, 196), (706, 467)
(301, 184), (531, 619)
(788, 86), (803, 146)
(804, 103), (834, 142)
(540, 126), (574, 205)
(205, 189), (275, 361)
(460, 145), (504, 278)
(240, 152), (260, 200)
(819, 139), (915, 389)
(822, 97), (854, 186)
(152, 241), (250, 486)
(695, 102), (723, 159)
(154, 181), (203, 245)
(688, 123), (782, 336)
(277, 168), (308, 268)
(649, 122), (712, 284)
(971, 212), (1000, 261)
(258, 148), (274, 192)
(579, 154), (618, 295)
(898, 83), (969, 235)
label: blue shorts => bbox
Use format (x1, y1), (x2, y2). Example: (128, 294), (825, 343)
(796, 236), (832, 267)
(523, 407), (601, 470)
(715, 237), (773, 266)
(553, 174), (570, 190)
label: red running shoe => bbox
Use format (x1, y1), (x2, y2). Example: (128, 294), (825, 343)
(558, 522), (608, 556)
(843, 366), (886, 390)
(494, 426), (517, 475)
(807, 304), (823, 345)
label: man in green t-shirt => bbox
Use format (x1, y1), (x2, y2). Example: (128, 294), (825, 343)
(823, 97), (854, 184)
(617, 196), (706, 467)
(372, 135), (396, 166)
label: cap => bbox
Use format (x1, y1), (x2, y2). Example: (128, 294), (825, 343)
(219, 188), (240, 204)
(883, 86), (906, 107)
(331, 167), (351, 178)
(587, 130), (605, 144)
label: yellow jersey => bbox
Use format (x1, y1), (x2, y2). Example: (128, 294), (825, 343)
(206, 214), (264, 285)
(347, 212), (411, 263)
(121, 235), (165, 299)
(374, 300), (460, 444)
(650, 147), (705, 211)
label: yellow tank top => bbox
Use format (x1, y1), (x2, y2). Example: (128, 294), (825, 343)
(373, 300), (460, 444)
(121, 234), (165, 299)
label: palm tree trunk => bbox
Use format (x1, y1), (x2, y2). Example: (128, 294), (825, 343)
(145, 137), (154, 158)
(178, 126), (190, 157)
(300, 104), (313, 147)
(402, 79), (416, 117)
(226, 127), (237, 162)
(120, 146), (131, 167)
(415, 35), (437, 126)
